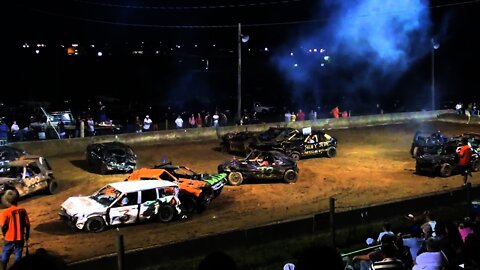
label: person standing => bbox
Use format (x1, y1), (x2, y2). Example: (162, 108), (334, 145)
(10, 121), (20, 142)
(175, 115), (183, 129)
(195, 113), (203, 128)
(212, 112), (220, 127)
(143, 115), (152, 132)
(188, 114), (196, 128)
(87, 117), (95, 137)
(457, 137), (472, 185)
(0, 120), (9, 143)
(0, 193), (30, 269)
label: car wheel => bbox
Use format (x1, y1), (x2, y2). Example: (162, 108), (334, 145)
(157, 204), (175, 223)
(439, 163), (452, 177)
(46, 180), (59, 195)
(179, 196), (197, 213)
(289, 151), (301, 161)
(471, 160), (480, 172)
(227, 172), (243, 186)
(85, 216), (106, 233)
(0, 189), (19, 208)
(283, 169), (298, 183)
(326, 147), (337, 158)
(412, 146), (419, 158)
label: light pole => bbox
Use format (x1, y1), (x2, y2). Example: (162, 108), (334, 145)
(237, 23), (249, 122)
(431, 38), (440, 111)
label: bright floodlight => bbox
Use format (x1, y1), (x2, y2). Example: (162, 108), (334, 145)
(97, 52), (103, 57)
(290, 52), (294, 56)
(264, 47), (269, 52)
(324, 55), (330, 61)
(294, 63), (298, 67)
(241, 35), (249, 43)
(35, 50), (40, 54)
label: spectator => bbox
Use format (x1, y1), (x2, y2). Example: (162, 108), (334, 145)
(352, 234), (397, 270)
(188, 114), (196, 128)
(297, 109), (305, 121)
(290, 112), (296, 122)
(331, 106), (340, 118)
(285, 111), (291, 123)
(458, 217), (475, 243)
(174, 115), (183, 129)
(413, 238), (448, 270)
(455, 102), (462, 115)
(424, 211), (437, 237)
(342, 111), (349, 118)
(0, 120), (9, 142)
(195, 113), (203, 127)
(135, 116), (142, 133)
(74, 116), (83, 138)
(401, 226), (423, 262)
(212, 112), (220, 127)
(10, 121), (21, 141)
(371, 242), (405, 270)
(377, 221), (395, 243)
(86, 117), (95, 136)
(57, 119), (66, 139)
(143, 115), (152, 132)
(0, 191), (30, 268)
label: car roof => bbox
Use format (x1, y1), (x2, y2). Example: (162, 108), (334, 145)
(8, 155), (43, 167)
(109, 180), (177, 193)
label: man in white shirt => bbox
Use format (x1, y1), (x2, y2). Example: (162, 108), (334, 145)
(174, 116), (183, 129)
(143, 115), (153, 132)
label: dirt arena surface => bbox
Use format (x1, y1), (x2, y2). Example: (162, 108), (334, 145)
(15, 120), (479, 264)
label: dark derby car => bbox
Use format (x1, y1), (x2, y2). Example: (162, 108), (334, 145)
(220, 127), (297, 154)
(86, 142), (137, 174)
(252, 129), (337, 161)
(217, 150), (298, 185)
(415, 140), (480, 177)
(0, 146), (28, 175)
(410, 131), (449, 158)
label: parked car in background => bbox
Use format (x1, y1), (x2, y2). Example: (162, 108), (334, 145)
(218, 149), (298, 186)
(0, 156), (58, 207)
(59, 180), (181, 232)
(86, 142), (137, 174)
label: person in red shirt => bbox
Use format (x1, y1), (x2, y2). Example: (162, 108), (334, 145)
(0, 193), (30, 268)
(331, 106), (340, 118)
(457, 137), (472, 185)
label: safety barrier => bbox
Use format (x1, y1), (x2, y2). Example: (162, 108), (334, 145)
(9, 110), (451, 157)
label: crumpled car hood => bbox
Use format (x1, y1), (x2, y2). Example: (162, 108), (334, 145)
(61, 196), (106, 215)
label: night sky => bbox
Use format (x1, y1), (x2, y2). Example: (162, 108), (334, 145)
(4, 0), (480, 116)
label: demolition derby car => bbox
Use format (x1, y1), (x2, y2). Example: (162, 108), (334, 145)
(153, 162), (226, 198)
(410, 131), (449, 158)
(126, 167), (223, 213)
(217, 150), (298, 185)
(86, 142), (137, 174)
(220, 127), (298, 154)
(0, 146), (28, 174)
(415, 139), (480, 177)
(59, 180), (181, 232)
(252, 128), (337, 161)
(0, 156), (58, 207)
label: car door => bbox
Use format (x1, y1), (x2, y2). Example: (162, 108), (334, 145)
(138, 188), (159, 221)
(109, 191), (140, 226)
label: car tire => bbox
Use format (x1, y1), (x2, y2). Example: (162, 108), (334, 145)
(471, 160), (480, 172)
(289, 151), (301, 162)
(0, 189), (20, 208)
(157, 204), (175, 223)
(283, 169), (298, 183)
(439, 163), (452, 177)
(85, 216), (106, 233)
(179, 196), (197, 213)
(46, 180), (59, 195)
(326, 147), (337, 158)
(227, 172), (243, 186)
(412, 147), (420, 158)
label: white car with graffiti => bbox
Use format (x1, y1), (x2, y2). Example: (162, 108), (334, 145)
(59, 180), (181, 232)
